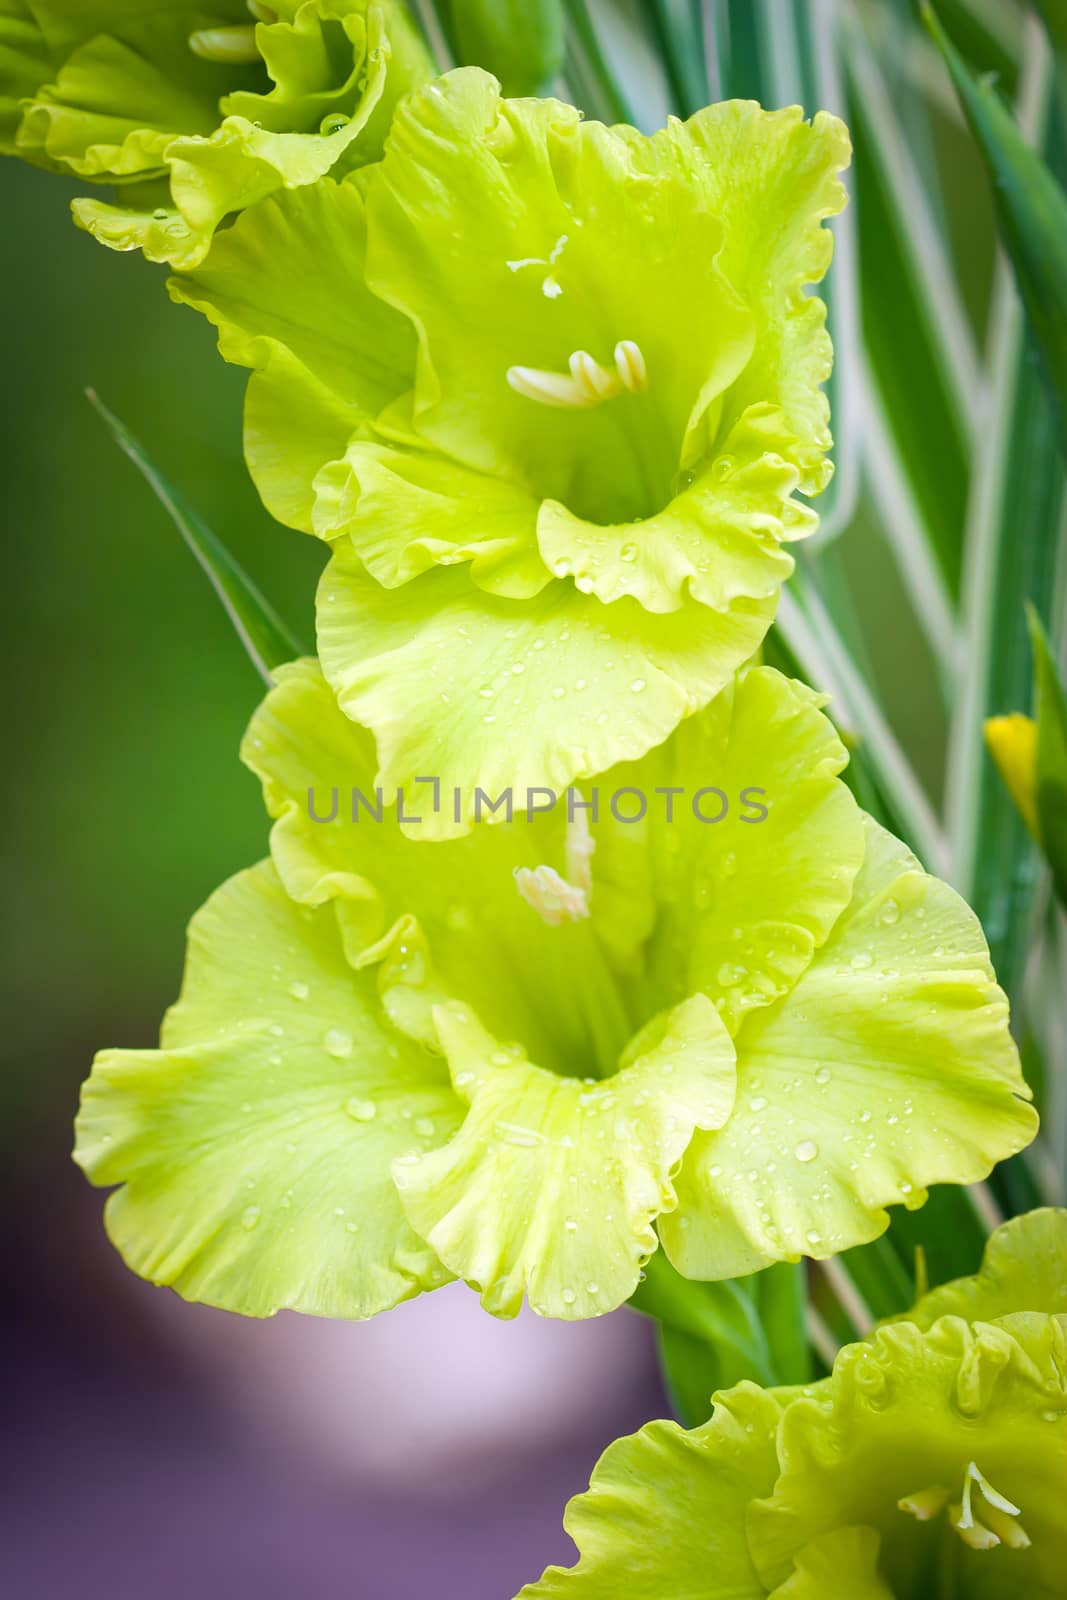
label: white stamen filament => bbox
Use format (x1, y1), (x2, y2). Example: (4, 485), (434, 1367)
(506, 340), (648, 410)
(189, 25), (260, 61)
(514, 865), (590, 927)
(900, 1461), (1028, 1553)
(564, 809), (595, 898)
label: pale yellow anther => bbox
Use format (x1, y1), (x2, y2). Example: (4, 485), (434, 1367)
(189, 24), (260, 61)
(901, 1461), (1027, 1555)
(514, 865), (590, 926)
(569, 350), (621, 401)
(506, 366), (598, 409)
(506, 341), (647, 410)
(508, 364), (601, 406)
(949, 1503), (1000, 1551)
(981, 1504), (1032, 1550)
(615, 339), (648, 392)
(898, 1486), (949, 1522)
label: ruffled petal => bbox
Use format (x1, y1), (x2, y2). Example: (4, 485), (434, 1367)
(16, 8), (242, 175)
(170, 174), (413, 417)
(750, 1317), (1067, 1597)
(0, 0), (52, 156)
(242, 658), (631, 1077)
(899, 1208), (1067, 1329)
(768, 1527), (893, 1599)
(601, 666), (865, 1035)
(316, 544), (776, 839)
(535, 453), (798, 616)
(48, 2), (429, 264)
(665, 99), (852, 496)
(312, 439), (549, 597)
(394, 996), (736, 1318)
(364, 69), (759, 519)
(517, 1383), (781, 1597)
(664, 818), (1037, 1279)
(74, 859), (461, 1318)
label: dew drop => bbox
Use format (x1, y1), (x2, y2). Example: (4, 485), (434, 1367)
(415, 1117), (436, 1138)
(561, 1288), (576, 1305)
(815, 1066), (832, 1086)
(346, 1097), (377, 1122)
(289, 980), (309, 1001)
(795, 1139), (819, 1163)
(325, 1028), (353, 1059)
(241, 1205), (261, 1231)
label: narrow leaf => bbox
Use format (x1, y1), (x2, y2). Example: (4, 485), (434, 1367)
(88, 391), (306, 684)
(924, 1), (1067, 454)
(1029, 605), (1067, 906)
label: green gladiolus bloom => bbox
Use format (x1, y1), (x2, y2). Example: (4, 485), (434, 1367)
(519, 1209), (1067, 1598)
(170, 70), (851, 833)
(74, 661), (1035, 1321)
(0, 0), (429, 265)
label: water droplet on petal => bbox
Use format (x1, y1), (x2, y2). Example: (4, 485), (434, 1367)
(795, 1139), (819, 1163)
(325, 1028), (353, 1059)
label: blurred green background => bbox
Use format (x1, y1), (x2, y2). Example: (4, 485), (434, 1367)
(1, 162), (324, 1167)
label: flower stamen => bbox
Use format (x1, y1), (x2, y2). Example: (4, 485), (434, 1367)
(514, 865), (590, 926)
(189, 25), (261, 62)
(565, 808), (595, 898)
(900, 1461), (1028, 1553)
(614, 339), (648, 393)
(506, 340), (648, 410)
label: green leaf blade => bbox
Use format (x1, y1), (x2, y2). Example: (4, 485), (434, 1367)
(88, 390), (307, 683)
(925, 1), (1067, 456)
(1029, 605), (1067, 905)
